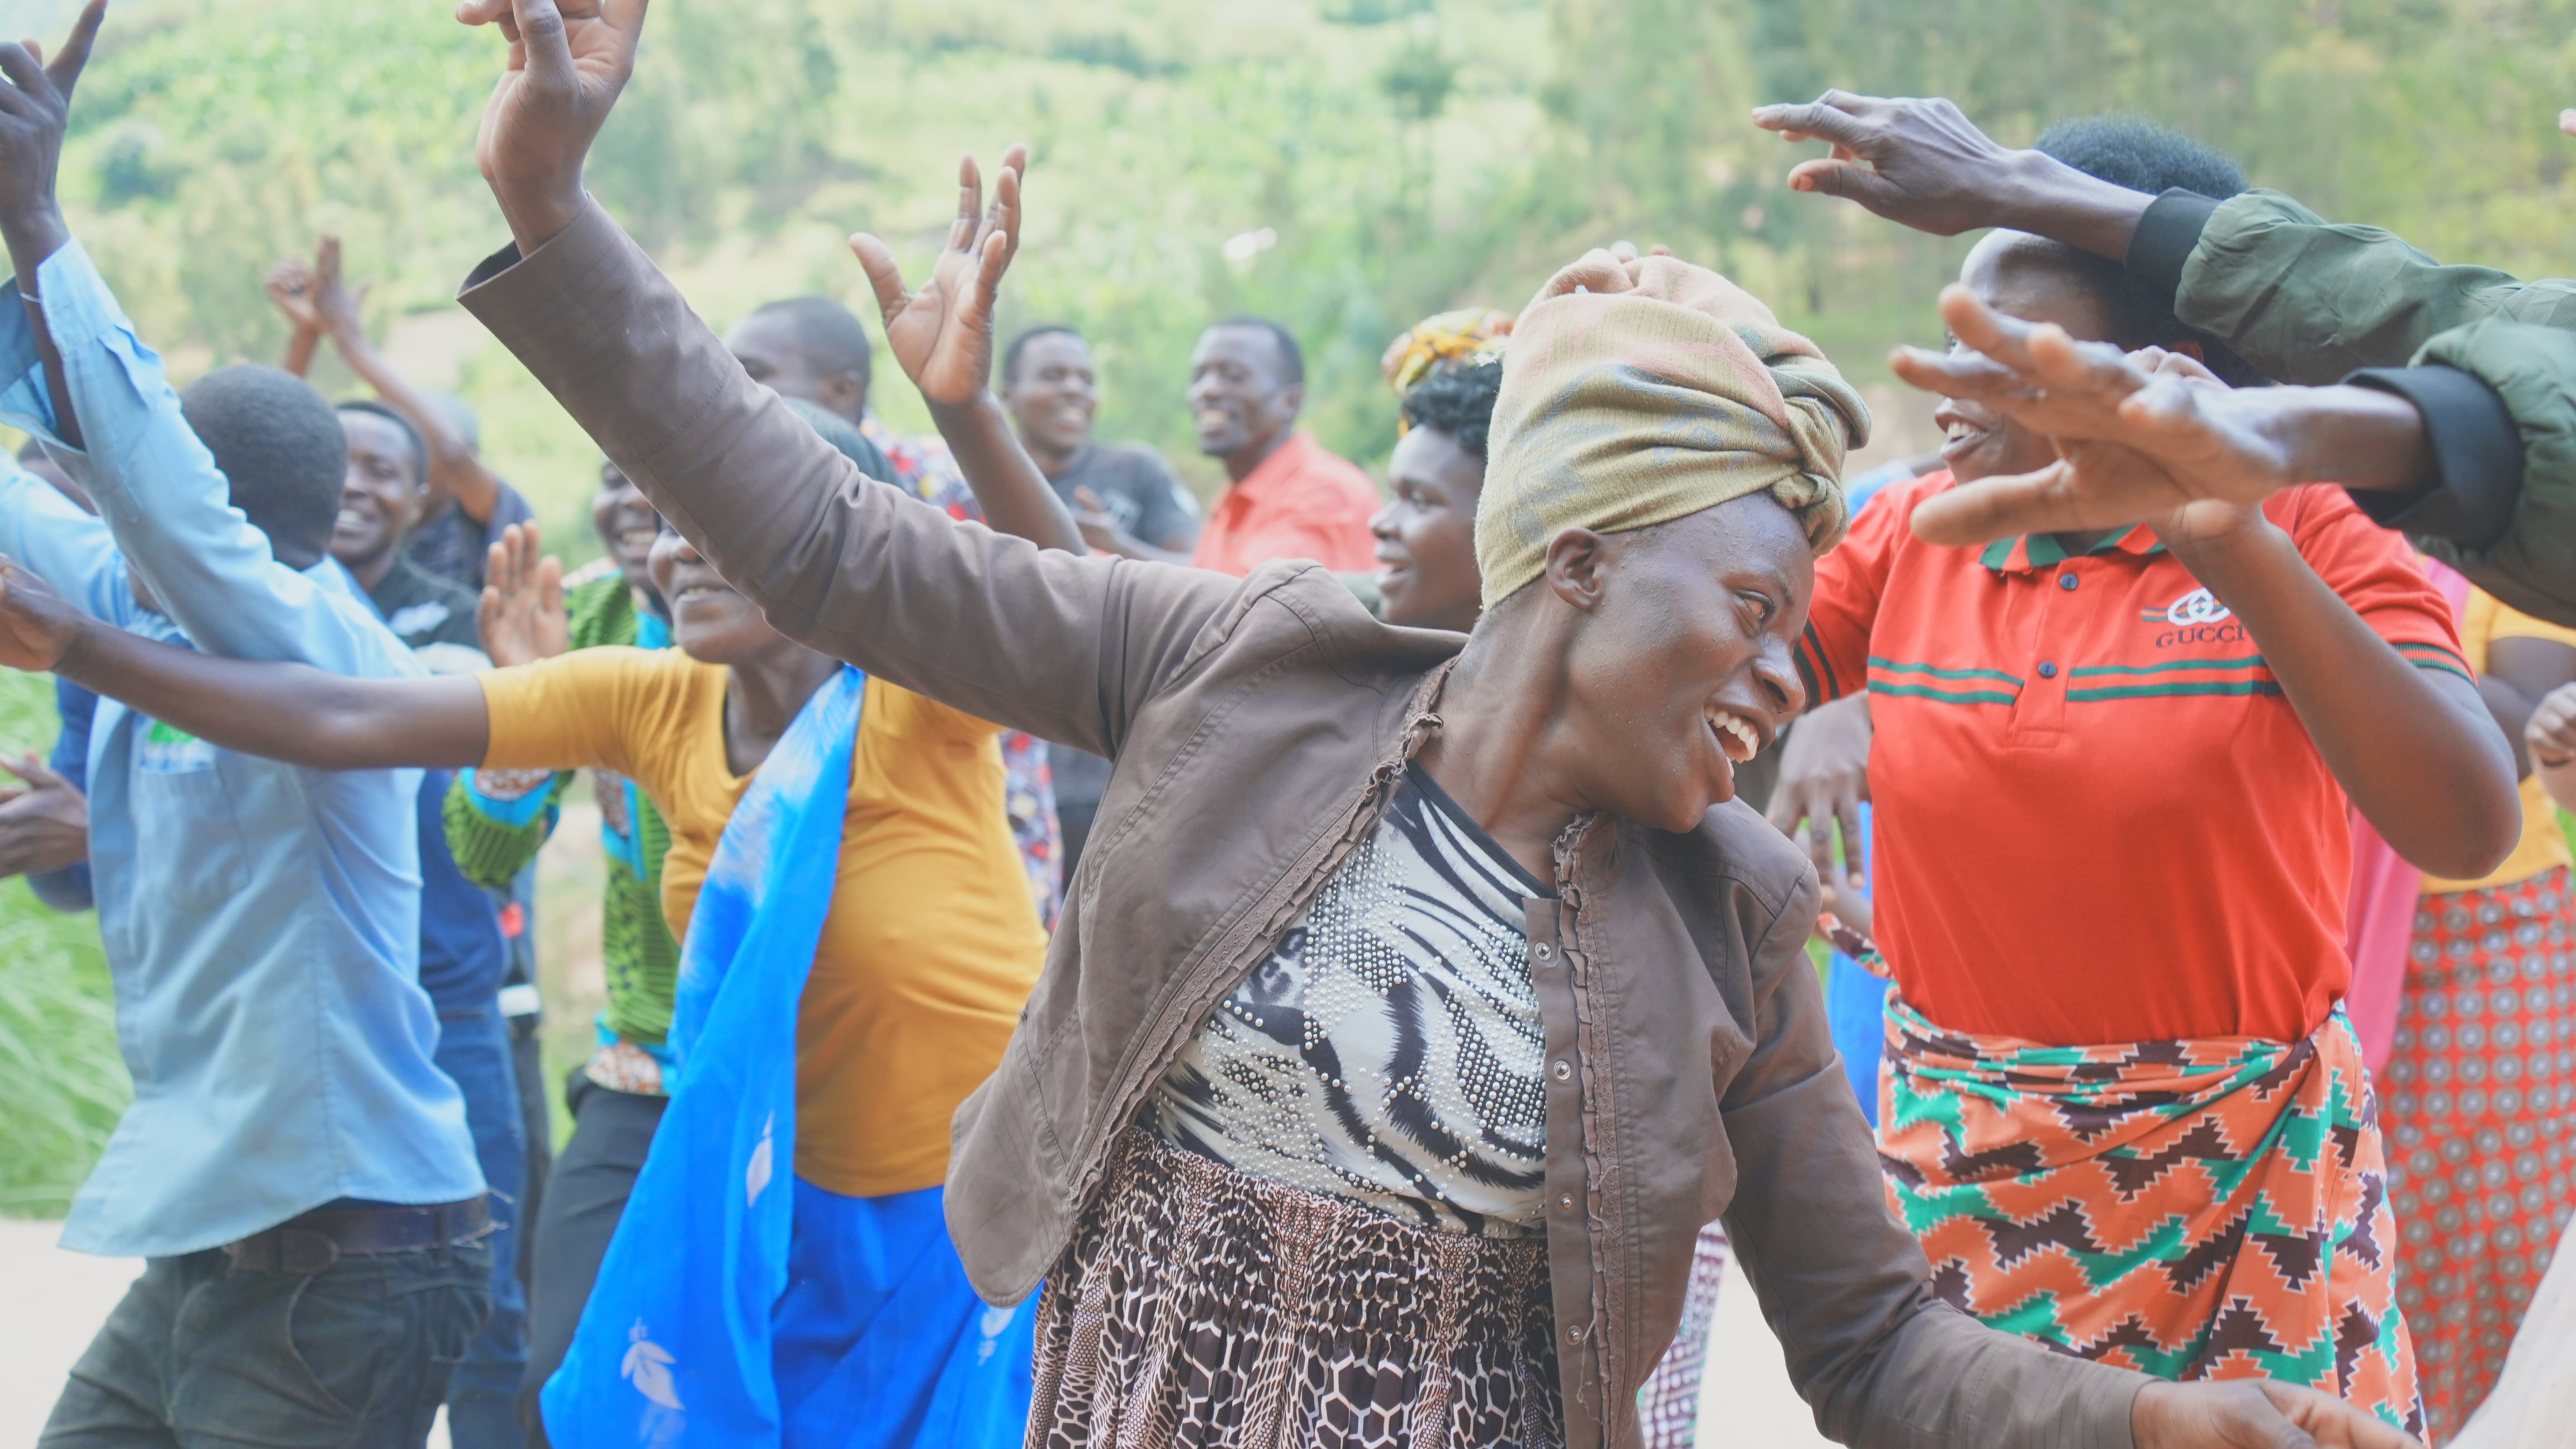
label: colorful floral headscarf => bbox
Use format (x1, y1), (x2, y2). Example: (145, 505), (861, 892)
(1380, 307), (1513, 400)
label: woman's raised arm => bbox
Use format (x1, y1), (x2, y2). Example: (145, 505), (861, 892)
(0, 557), (490, 771)
(452, 3), (1238, 758)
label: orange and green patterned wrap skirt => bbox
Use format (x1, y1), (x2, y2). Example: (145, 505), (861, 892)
(1878, 997), (2424, 1436)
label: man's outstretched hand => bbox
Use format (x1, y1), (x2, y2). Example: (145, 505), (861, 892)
(2135, 1380), (2422, 1449)
(1750, 89), (2153, 259)
(457, 0), (648, 253)
(851, 146), (1028, 411)
(0, 0), (104, 267)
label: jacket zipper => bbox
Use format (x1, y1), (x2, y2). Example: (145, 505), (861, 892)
(1071, 665), (1457, 1209)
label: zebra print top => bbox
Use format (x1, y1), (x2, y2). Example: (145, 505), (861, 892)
(1149, 763), (1553, 1237)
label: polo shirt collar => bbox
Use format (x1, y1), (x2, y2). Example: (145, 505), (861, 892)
(1977, 522), (2166, 574)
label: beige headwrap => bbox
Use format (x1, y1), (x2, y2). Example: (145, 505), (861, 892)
(1474, 250), (1871, 608)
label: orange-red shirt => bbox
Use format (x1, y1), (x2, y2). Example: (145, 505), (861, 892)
(1796, 472), (2470, 1046)
(1190, 431), (1380, 576)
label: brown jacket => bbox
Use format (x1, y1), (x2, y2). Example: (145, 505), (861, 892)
(459, 200), (2148, 1449)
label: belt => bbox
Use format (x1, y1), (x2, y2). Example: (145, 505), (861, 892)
(222, 1195), (494, 1275)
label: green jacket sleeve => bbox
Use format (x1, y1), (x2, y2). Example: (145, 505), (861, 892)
(2403, 320), (2576, 624)
(441, 769), (572, 893)
(2125, 188), (2576, 624)
(2161, 190), (2576, 385)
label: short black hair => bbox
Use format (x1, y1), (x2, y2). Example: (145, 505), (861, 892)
(1399, 357), (1504, 461)
(1209, 316), (1304, 386)
(178, 365), (347, 572)
(1002, 324), (1083, 389)
(747, 295), (873, 391)
(2030, 116), (2263, 385)
(335, 399), (427, 489)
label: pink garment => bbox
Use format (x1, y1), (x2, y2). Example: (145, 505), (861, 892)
(2345, 557), (2475, 1072)
(2343, 809), (2416, 1074)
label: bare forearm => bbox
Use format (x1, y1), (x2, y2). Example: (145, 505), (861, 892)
(2182, 525), (2517, 878)
(329, 324), (503, 521)
(925, 394), (1085, 553)
(1990, 150), (2158, 262)
(281, 324), (320, 378)
(2265, 385), (2436, 494)
(53, 617), (491, 770)
(2539, 756), (2576, 814)
(2, 207), (80, 449)
(2479, 676), (2540, 778)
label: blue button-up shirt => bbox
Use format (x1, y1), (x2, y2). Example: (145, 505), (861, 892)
(0, 240), (482, 1257)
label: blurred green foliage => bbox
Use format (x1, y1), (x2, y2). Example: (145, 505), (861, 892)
(2, 0), (2574, 1208)
(13, 0), (2574, 532)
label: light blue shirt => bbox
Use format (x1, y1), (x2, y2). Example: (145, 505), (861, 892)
(0, 240), (482, 1257)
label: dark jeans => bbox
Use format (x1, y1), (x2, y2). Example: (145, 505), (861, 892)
(39, 1240), (490, 1449)
(519, 1072), (667, 1446)
(507, 1017), (552, 1291)
(435, 1006), (529, 1449)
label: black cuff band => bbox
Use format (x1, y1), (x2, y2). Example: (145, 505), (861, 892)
(2124, 190), (2222, 302)
(2342, 364), (2522, 550)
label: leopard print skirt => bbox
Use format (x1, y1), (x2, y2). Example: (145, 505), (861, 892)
(1028, 1129), (1564, 1449)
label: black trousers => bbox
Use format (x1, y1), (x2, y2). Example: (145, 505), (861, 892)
(41, 1241), (490, 1449)
(516, 1072), (667, 1446)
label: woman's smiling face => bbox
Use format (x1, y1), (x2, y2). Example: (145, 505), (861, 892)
(647, 521), (789, 665)
(1936, 231), (2118, 485)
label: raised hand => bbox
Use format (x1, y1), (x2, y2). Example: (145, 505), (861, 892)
(0, 0), (104, 263)
(1749, 91), (2032, 237)
(265, 256), (323, 333)
(1751, 89), (2152, 259)
(308, 235), (371, 341)
(850, 146), (1027, 410)
(1893, 286), (2309, 547)
(457, 0), (649, 252)
(2134, 1379), (2423, 1449)
(0, 554), (87, 673)
(476, 522), (569, 667)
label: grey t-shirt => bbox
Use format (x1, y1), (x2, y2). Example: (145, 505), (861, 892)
(1051, 442), (1199, 552)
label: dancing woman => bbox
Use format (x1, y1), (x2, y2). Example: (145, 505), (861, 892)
(1778, 121), (2520, 1437)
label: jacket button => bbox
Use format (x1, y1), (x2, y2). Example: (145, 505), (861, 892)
(1550, 1059), (1573, 1082)
(1565, 1323), (1584, 1343)
(1557, 1192), (1575, 1211)
(2037, 661), (2058, 679)
(2058, 572), (2079, 591)
(1535, 943), (1552, 958)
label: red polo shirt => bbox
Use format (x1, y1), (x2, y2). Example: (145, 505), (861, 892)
(1190, 432), (1381, 576)
(1796, 471), (2470, 1046)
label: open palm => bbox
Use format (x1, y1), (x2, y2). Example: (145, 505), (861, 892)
(1892, 287), (2298, 546)
(476, 523), (569, 667)
(850, 145), (1028, 408)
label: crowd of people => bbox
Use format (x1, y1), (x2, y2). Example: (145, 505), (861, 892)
(2, 1), (2573, 1446)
